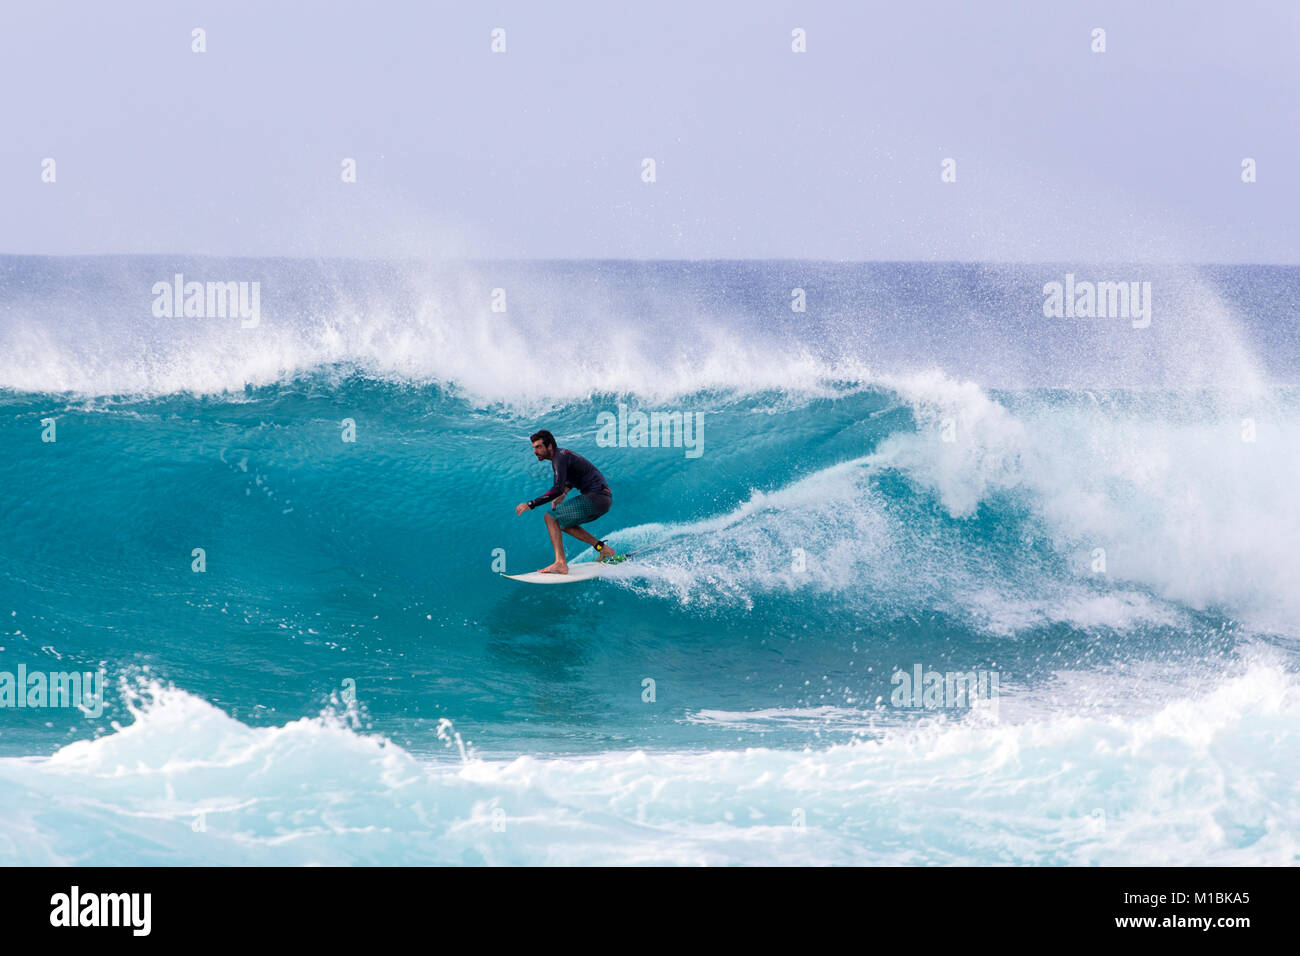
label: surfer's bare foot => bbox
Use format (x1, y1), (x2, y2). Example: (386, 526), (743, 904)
(538, 560), (569, 574)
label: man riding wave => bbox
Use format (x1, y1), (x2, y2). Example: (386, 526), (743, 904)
(515, 429), (620, 574)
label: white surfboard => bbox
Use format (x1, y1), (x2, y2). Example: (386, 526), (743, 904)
(500, 562), (617, 584)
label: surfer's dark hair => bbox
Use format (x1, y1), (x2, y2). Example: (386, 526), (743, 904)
(530, 429), (556, 449)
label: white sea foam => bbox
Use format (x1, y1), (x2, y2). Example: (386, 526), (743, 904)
(1, 260), (1284, 402)
(871, 371), (1300, 636)
(590, 363), (1299, 637)
(1, 668), (1295, 865)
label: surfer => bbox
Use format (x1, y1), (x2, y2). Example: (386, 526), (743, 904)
(515, 430), (619, 574)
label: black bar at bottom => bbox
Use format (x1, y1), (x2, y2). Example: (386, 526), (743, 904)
(0, 865), (1281, 942)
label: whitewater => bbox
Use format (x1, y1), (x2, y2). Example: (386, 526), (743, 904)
(1, 257), (1297, 865)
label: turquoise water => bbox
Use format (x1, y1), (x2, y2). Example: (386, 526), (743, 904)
(1, 258), (1298, 864)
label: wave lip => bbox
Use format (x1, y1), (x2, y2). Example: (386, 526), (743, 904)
(4, 258), (1298, 401)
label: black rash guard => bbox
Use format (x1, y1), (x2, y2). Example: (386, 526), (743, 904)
(528, 449), (609, 509)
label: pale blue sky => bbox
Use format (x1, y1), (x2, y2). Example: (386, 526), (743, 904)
(2, 0), (1296, 261)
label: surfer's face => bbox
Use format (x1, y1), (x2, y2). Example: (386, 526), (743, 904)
(532, 439), (553, 461)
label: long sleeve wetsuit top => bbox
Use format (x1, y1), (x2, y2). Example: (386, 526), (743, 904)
(528, 449), (608, 509)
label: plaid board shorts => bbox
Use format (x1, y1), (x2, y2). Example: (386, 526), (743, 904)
(550, 488), (612, 529)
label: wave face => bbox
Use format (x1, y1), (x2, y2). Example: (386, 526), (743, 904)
(2, 257), (1299, 865)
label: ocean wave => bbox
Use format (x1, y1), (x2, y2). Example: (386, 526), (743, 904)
(3, 258), (1295, 401)
(581, 369), (1300, 637)
(1, 668), (1295, 865)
